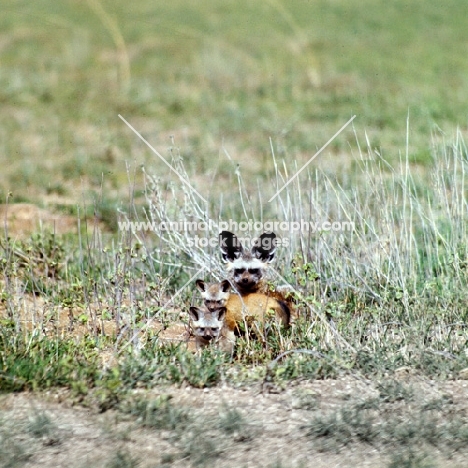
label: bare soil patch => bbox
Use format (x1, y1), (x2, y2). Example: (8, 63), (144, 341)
(0, 204), (78, 238)
(2, 378), (468, 467)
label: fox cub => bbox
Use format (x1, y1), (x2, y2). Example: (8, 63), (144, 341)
(188, 305), (235, 352)
(219, 230), (292, 326)
(195, 279), (230, 311)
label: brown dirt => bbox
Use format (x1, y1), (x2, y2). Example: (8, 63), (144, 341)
(0, 203), (78, 238)
(2, 378), (468, 468)
(0, 292), (196, 365)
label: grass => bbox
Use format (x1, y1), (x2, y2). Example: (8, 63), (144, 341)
(4, 131), (468, 391)
(4, 131), (468, 463)
(0, 410), (61, 467)
(2, 0), (468, 465)
(302, 380), (468, 461)
(105, 450), (140, 468)
(2, 0), (468, 204)
(0, 424), (31, 468)
(117, 396), (256, 466)
(27, 410), (59, 439)
(119, 395), (190, 430)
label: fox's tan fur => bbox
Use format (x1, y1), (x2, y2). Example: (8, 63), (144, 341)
(225, 293), (289, 332)
(196, 278), (291, 340)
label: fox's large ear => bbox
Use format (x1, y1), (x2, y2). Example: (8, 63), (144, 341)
(195, 279), (206, 292)
(251, 232), (277, 263)
(219, 231), (244, 263)
(216, 307), (227, 321)
(220, 279), (231, 293)
(189, 306), (204, 321)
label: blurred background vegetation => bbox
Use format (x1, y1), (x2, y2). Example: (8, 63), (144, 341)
(2, 0), (468, 220)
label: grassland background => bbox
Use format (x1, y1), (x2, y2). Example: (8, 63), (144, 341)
(2, 0), (468, 209)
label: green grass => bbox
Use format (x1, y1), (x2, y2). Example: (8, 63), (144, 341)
(3, 1), (468, 465)
(4, 132), (468, 390)
(302, 382), (468, 462)
(119, 395), (190, 430)
(2, 0), (468, 203)
(105, 450), (140, 468)
(3, 132), (468, 390)
(0, 418), (31, 467)
(27, 411), (59, 439)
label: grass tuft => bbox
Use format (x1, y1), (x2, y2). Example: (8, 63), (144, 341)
(105, 450), (140, 468)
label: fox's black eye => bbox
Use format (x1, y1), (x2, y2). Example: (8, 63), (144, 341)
(248, 268), (260, 275)
(210, 328), (218, 332)
(234, 268), (245, 275)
